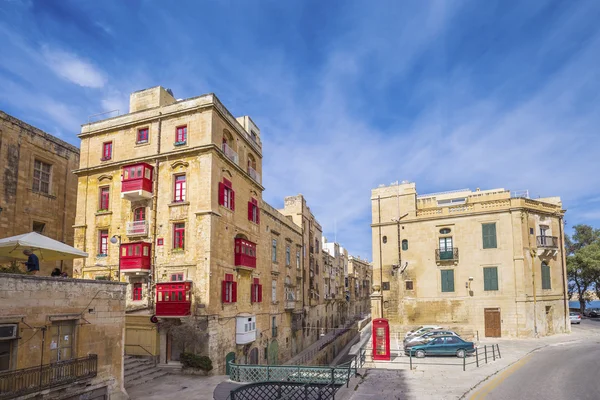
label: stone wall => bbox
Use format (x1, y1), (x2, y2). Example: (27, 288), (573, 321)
(0, 274), (127, 399)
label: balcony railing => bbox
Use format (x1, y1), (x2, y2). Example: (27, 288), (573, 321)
(0, 354), (97, 399)
(272, 326), (278, 337)
(435, 248), (459, 262)
(284, 300), (296, 310)
(537, 236), (558, 248)
(126, 220), (148, 236)
(222, 143), (239, 165)
(247, 166), (261, 184)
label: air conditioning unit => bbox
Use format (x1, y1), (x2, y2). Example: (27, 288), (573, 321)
(0, 324), (18, 340)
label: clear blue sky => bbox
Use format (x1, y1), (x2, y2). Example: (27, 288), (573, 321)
(1, 0), (599, 259)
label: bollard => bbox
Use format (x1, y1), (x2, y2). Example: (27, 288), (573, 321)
(463, 352), (466, 372)
(409, 351), (413, 370)
(484, 345), (488, 364)
(492, 345), (496, 361)
(475, 348), (479, 368)
(497, 344), (501, 359)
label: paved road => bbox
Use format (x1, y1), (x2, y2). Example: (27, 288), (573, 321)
(470, 320), (600, 400)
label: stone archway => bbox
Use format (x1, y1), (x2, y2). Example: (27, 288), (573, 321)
(268, 339), (279, 365)
(248, 347), (259, 364)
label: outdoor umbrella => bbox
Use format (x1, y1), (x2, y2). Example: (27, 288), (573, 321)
(0, 232), (88, 261)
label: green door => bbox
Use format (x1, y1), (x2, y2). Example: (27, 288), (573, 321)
(268, 339), (279, 365)
(225, 352), (235, 375)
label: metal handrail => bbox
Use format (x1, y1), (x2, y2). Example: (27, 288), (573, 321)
(124, 344), (156, 365)
(435, 248), (459, 261)
(0, 354), (97, 399)
(537, 236), (558, 248)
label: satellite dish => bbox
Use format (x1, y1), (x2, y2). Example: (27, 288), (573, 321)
(400, 262), (408, 275)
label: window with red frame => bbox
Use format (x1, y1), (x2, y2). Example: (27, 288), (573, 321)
(248, 198), (260, 223)
(173, 223), (185, 250)
(99, 230), (108, 256)
(99, 187), (110, 211)
(175, 126), (187, 144)
(171, 273), (184, 281)
(218, 178), (235, 210)
(132, 283), (143, 301)
(174, 175), (186, 202)
(137, 128), (149, 144)
(251, 278), (263, 303)
(134, 207), (145, 221)
(222, 273), (237, 303)
(102, 142), (112, 160)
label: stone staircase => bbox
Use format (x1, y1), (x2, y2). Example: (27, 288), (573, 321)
(124, 356), (169, 389)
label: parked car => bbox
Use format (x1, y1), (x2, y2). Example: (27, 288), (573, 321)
(569, 312), (582, 324)
(404, 325), (443, 340)
(589, 309), (600, 318)
(405, 335), (475, 358)
(404, 330), (461, 348)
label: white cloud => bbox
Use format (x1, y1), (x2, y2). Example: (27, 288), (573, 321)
(41, 46), (107, 88)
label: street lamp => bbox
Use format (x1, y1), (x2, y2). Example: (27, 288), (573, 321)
(110, 235), (121, 281)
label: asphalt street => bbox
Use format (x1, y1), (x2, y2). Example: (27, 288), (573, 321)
(470, 319), (600, 400)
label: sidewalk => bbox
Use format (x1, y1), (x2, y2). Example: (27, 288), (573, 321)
(336, 322), (600, 400)
(127, 374), (230, 400)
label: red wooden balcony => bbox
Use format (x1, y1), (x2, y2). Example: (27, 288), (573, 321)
(120, 242), (151, 274)
(235, 238), (257, 270)
(156, 281), (192, 317)
(121, 163), (153, 201)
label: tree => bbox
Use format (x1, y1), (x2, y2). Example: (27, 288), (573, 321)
(566, 225), (600, 314)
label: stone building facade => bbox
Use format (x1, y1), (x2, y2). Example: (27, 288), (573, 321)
(72, 86), (352, 373)
(0, 111), (80, 275)
(0, 274), (127, 399)
(348, 256), (372, 318)
(371, 182), (569, 338)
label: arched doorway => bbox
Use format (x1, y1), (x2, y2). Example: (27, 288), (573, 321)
(248, 347), (258, 365)
(225, 352), (235, 375)
(268, 339), (279, 365)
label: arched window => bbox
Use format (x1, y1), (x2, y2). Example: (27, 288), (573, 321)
(247, 153), (256, 171)
(440, 228), (451, 235)
(382, 236), (387, 244)
(402, 239), (408, 251)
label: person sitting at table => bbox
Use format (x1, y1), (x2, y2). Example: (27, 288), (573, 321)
(22, 249), (39, 275)
(51, 268), (61, 277)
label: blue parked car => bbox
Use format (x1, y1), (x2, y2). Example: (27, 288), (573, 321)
(405, 335), (475, 358)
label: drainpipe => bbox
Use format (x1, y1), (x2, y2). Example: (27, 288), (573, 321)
(526, 212), (538, 337)
(150, 114), (162, 309)
(377, 196), (384, 318)
(558, 215), (568, 332)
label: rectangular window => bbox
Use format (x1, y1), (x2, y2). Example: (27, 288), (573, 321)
(99, 186), (110, 210)
(0, 340), (12, 371)
(218, 178), (235, 211)
(175, 126), (187, 144)
(296, 251), (301, 269)
(482, 223), (497, 249)
(483, 267), (499, 291)
(272, 279), (277, 302)
(405, 281), (414, 290)
(173, 223), (185, 250)
(132, 283), (143, 301)
(251, 278), (263, 303)
(137, 128), (149, 144)
(272, 239), (277, 262)
(50, 321), (75, 362)
(174, 174), (186, 202)
(222, 273), (237, 303)
(102, 142), (112, 160)
(32, 159), (51, 194)
(170, 273), (184, 281)
(248, 198), (260, 223)
(98, 230), (108, 256)
(32, 221), (45, 234)
(541, 263), (551, 289)
(441, 269), (454, 292)
(286, 246), (291, 266)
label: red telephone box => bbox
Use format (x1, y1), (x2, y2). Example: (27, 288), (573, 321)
(372, 318), (390, 361)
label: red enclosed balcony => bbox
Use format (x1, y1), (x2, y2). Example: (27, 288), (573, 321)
(235, 238), (257, 270)
(156, 281), (192, 317)
(121, 163), (153, 201)
(120, 242), (151, 274)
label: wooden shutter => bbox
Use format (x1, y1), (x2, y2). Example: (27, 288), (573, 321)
(256, 208), (260, 224)
(542, 263), (551, 289)
(248, 201), (253, 221)
(222, 280), (228, 302)
(482, 223), (497, 249)
(218, 182), (224, 206)
(441, 270), (454, 292)
(258, 284), (262, 302)
(251, 284), (255, 303)
(232, 282), (237, 302)
(484, 267), (498, 291)
(231, 190), (235, 211)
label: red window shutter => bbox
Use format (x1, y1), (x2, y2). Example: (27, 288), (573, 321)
(232, 281), (237, 302)
(218, 182), (224, 206)
(222, 280), (228, 303)
(248, 202), (253, 221)
(256, 208), (260, 224)
(231, 190), (235, 211)
(251, 284), (255, 303)
(258, 284), (262, 302)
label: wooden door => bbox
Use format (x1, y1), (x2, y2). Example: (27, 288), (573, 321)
(484, 308), (501, 337)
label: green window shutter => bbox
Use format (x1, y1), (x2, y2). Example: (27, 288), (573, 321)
(483, 267), (498, 291)
(441, 270), (454, 292)
(541, 263), (551, 289)
(482, 223), (497, 249)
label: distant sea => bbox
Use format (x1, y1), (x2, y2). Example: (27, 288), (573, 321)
(569, 300), (600, 309)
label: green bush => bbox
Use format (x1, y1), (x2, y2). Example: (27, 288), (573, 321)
(180, 353), (213, 371)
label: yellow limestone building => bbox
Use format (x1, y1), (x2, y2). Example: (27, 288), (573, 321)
(72, 86), (341, 373)
(371, 182), (569, 338)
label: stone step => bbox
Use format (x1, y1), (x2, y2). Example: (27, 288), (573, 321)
(124, 357), (154, 369)
(125, 362), (158, 378)
(125, 368), (169, 389)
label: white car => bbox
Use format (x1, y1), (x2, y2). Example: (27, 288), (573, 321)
(405, 330), (460, 346)
(404, 325), (443, 340)
(569, 312), (581, 324)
